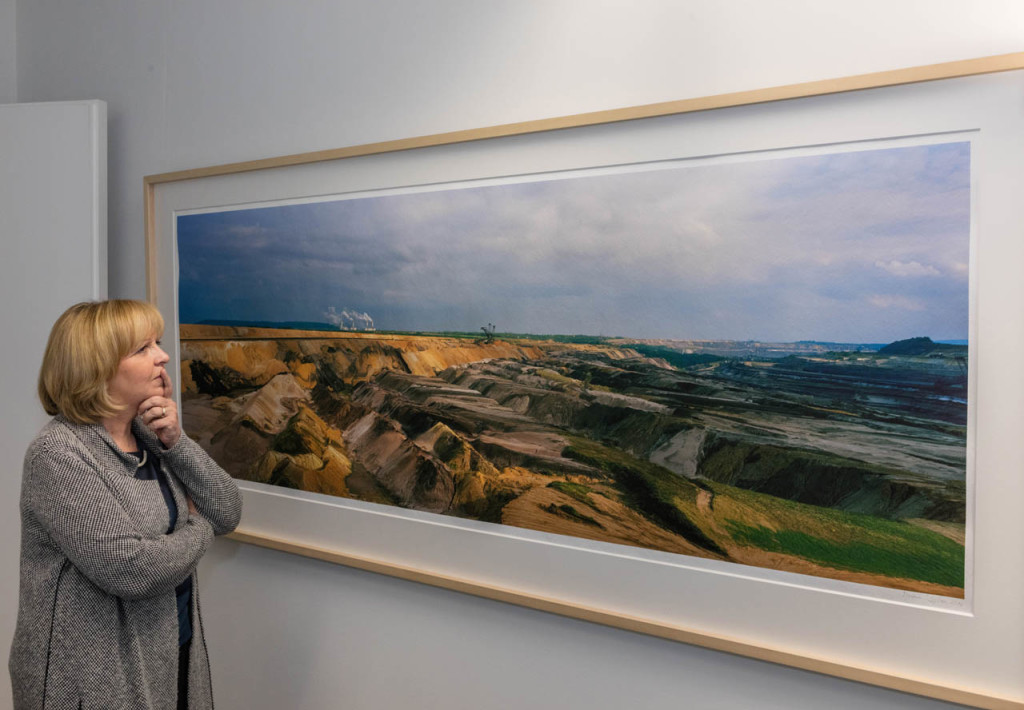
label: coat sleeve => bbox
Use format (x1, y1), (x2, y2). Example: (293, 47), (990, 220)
(25, 444), (215, 601)
(161, 431), (243, 535)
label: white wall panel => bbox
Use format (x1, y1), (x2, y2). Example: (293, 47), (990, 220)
(0, 99), (106, 710)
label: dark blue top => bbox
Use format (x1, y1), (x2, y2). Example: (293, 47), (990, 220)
(131, 448), (193, 646)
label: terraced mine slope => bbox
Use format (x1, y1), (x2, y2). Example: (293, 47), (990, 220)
(180, 325), (967, 597)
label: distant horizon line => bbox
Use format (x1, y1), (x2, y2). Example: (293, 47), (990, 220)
(180, 319), (967, 347)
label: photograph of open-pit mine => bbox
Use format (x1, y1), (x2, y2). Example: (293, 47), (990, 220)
(177, 139), (970, 597)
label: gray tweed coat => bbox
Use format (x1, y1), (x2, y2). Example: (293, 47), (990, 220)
(9, 415), (242, 710)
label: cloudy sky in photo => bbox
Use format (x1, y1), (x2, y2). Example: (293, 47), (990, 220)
(177, 140), (970, 343)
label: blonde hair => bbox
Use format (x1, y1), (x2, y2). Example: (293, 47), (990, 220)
(38, 300), (165, 424)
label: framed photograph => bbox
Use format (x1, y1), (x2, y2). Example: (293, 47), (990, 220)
(147, 54), (1024, 708)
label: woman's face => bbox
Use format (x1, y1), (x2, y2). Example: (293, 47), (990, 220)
(107, 334), (169, 411)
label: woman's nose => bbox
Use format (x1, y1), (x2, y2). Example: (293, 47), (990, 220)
(155, 346), (170, 365)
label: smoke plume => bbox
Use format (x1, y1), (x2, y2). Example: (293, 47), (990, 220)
(325, 307), (375, 331)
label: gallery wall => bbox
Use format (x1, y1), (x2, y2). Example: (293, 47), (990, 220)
(9, 1), (1024, 708)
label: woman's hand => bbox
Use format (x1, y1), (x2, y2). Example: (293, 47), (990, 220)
(139, 369), (181, 449)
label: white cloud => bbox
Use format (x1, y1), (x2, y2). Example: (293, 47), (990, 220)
(224, 224), (265, 238)
(874, 260), (942, 278)
(869, 294), (926, 311)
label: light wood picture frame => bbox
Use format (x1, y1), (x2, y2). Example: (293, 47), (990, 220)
(146, 53), (1024, 709)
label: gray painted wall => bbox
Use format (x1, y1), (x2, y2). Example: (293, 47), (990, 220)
(0, 0), (14, 102)
(17, 0), (1024, 299)
(11, 2), (1024, 708)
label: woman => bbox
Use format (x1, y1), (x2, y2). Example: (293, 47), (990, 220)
(9, 300), (242, 710)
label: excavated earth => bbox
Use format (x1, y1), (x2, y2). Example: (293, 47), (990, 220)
(180, 325), (968, 597)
